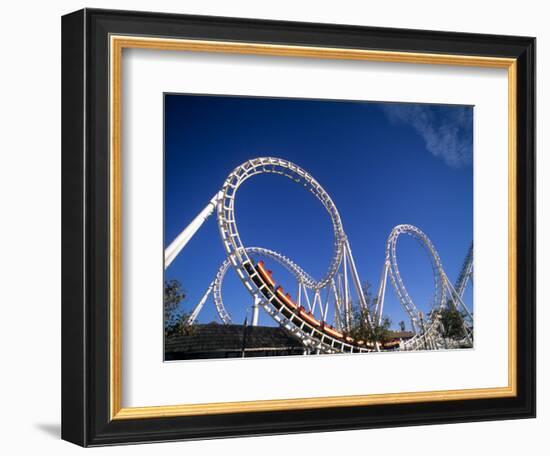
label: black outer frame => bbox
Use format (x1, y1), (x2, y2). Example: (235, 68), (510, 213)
(61, 8), (536, 447)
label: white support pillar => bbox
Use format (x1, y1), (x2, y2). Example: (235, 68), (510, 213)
(311, 290), (321, 315)
(303, 286), (312, 312)
(331, 279), (344, 331)
(323, 286), (331, 321)
(375, 262), (389, 324)
(345, 241), (372, 322)
(344, 240), (379, 352)
(251, 296), (260, 326)
(342, 248), (351, 328)
(164, 191), (222, 269)
(187, 282), (214, 325)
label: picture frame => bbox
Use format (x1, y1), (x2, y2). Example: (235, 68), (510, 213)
(61, 8), (535, 447)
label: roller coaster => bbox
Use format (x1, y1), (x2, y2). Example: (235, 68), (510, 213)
(165, 157), (473, 353)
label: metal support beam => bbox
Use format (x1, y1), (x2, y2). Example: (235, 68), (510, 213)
(251, 296), (260, 326)
(164, 192), (222, 269)
(187, 282), (214, 325)
(375, 262), (389, 324)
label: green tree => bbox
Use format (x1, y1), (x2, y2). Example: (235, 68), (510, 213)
(348, 306), (392, 344)
(164, 280), (194, 337)
(361, 281), (378, 317)
(439, 306), (466, 339)
(164, 280), (185, 322)
(399, 320), (406, 332)
(346, 281), (392, 344)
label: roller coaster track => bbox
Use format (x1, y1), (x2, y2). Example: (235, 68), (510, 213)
(166, 157), (473, 353)
(455, 243), (474, 299)
(188, 246), (320, 325)
(212, 247), (348, 329)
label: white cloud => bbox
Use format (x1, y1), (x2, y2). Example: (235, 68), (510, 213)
(380, 104), (473, 168)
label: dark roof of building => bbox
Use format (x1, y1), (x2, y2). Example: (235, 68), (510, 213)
(388, 331), (415, 339)
(165, 323), (305, 354)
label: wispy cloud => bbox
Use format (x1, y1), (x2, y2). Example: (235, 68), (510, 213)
(380, 104), (473, 168)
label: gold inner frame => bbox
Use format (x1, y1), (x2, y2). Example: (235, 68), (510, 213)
(109, 35), (518, 420)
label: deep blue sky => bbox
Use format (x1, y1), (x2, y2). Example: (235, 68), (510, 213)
(164, 94), (473, 330)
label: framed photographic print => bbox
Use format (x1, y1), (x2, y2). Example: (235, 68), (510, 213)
(61, 8), (536, 447)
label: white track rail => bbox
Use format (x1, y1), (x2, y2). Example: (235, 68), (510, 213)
(168, 157), (473, 353)
(380, 225), (472, 350)
(386, 225), (446, 333)
(216, 157), (371, 353)
(210, 247), (317, 324)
